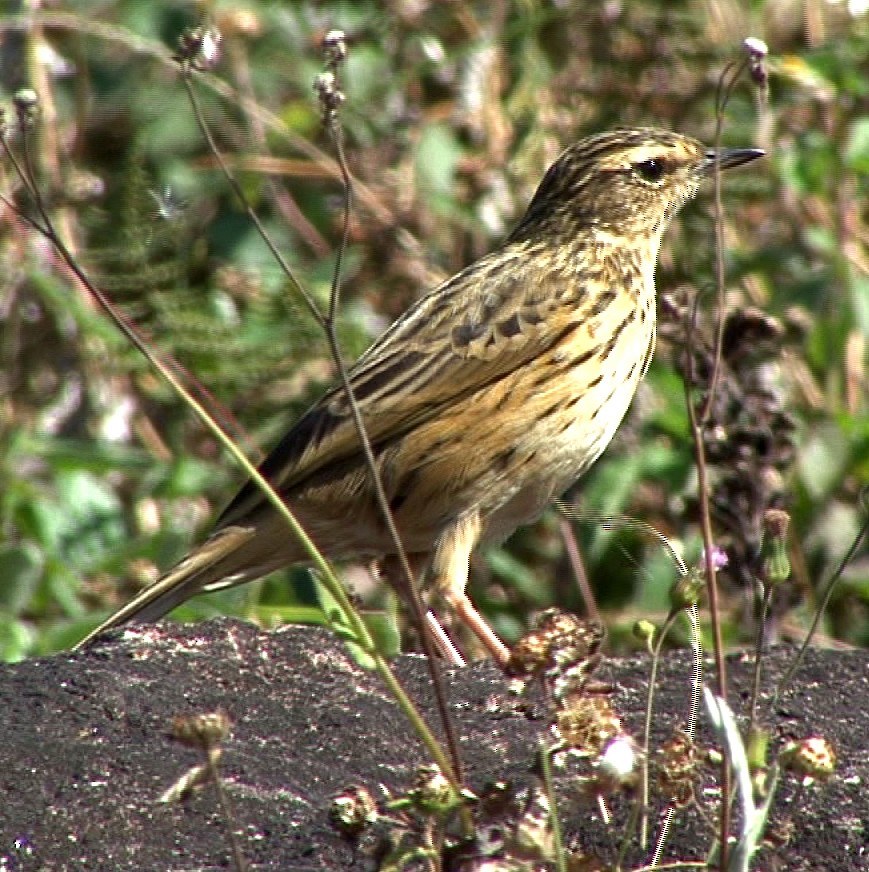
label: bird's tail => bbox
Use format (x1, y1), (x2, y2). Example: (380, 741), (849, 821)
(74, 526), (258, 649)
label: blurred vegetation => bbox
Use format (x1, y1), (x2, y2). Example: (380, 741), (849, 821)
(0, 0), (866, 661)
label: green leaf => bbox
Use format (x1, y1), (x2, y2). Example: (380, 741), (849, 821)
(0, 617), (35, 663)
(415, 123), (464, 206)
(485, 548), (548, 605)
(844, 117), (869, 172)
(0, 543), (44, 616)
(798, 423), (849, 500)
(312, 570), (374, 668)
(53, 471), (127, 574)
(160, 457), (223, 497)
(849, 274), (869, 336)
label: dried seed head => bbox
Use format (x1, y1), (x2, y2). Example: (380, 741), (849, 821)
(171, 710), (231, 750)
(176, 25), (222, 71)
(762, 508), (791, 584)
(655, 729), (699, 807)
(555, 695), (624, 756)
(781, 736), (836, 783)
(506, 610), (604, 691)
(323, 30), (348, 67)
(330, 785), (377, 835)
(763, 508), (790, 539)
(13, 89), (39, 127)
(408, 764), (457, 813)
(314, 70), (345, 125)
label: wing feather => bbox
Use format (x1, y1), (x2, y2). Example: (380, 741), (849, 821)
(218, 240), (591, 527)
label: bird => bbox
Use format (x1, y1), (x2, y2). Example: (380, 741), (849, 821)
(76, 127), (763, 662)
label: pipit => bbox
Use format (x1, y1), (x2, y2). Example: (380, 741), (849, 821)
(77, 127), (763, 662)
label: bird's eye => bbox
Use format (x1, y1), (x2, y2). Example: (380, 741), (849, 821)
(635, 158), (666, 182)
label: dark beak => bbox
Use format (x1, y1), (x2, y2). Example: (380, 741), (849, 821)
(703, 147), (765, 173)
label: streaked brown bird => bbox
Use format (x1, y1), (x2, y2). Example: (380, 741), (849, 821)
(77, 128), (763, 662)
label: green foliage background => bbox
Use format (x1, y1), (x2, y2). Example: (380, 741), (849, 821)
(1, 1), (867, 660)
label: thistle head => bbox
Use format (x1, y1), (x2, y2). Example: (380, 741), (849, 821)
(510, 127), (763, 245)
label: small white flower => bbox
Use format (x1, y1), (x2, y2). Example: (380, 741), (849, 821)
(743, 37), (769, 59)
(598, 737), (637, 782)
(199, 28), (222, 68)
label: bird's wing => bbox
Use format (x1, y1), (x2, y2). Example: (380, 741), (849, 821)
(218, 240), (589, 526)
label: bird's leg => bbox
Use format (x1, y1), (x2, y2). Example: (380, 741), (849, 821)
(380, 552), (466, 666)
(430, 511), (510, 667)
(423, 611), (467, 667)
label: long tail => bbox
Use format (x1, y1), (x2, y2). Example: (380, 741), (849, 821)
(74, 526), (258, 649)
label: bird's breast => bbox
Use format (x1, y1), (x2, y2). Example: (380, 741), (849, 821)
(481, 271), (657, 541)
(363, 265), (658, 550)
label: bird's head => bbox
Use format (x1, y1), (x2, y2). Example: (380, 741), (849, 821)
(510, 127), (763, 245)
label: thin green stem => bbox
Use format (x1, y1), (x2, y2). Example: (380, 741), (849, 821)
(694, 56), (750, 871)
(4, 118), (461, 806)
(181, 59), (467, 800)
(774, 490), (869, 705)
(748, 584), (773, 732)
(539, 740), (566, 872)
(180, 70), (324, 327)
(322, 108), (466, 789)
(204, 752), (249, 872)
